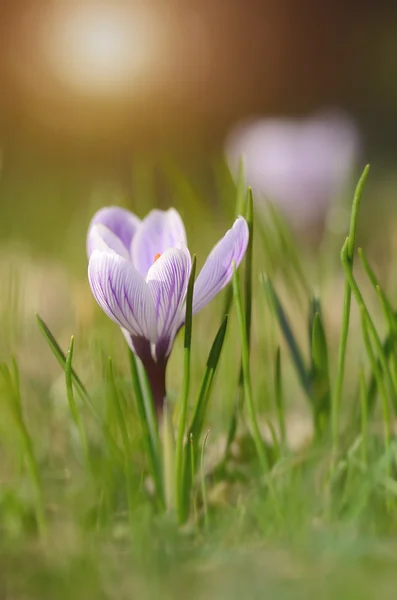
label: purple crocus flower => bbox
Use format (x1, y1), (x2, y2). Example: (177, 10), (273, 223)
(87, 206), (249, 414)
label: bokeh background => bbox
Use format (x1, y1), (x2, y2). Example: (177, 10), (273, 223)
(2, 5), (397, 597)
(0, 0), (397, 354)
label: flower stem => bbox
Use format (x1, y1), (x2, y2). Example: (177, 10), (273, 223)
(331, 165), (369, 460)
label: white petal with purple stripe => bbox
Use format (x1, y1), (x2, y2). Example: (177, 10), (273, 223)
(87, 206), (141, 257)
(87, 224), (130, 260)
(146, 244), (192, 356)
(131, 208), (187, 278)
(192, 216), (249, 315)
(88, 250), (156, 341)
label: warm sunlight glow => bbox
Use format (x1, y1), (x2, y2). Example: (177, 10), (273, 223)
(43, 4), (160, 94)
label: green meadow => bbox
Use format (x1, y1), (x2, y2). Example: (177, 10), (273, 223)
(0, 160), (397, 599)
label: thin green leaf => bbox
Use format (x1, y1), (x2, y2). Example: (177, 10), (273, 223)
(37, 314), (124, 463)
(233, 265), (281, 518)
(37, 314), (89, 401)
(189, 315), (229, 439)
(359, 366), (368, 467)
(263, 275), (310, 397)
(107, 358), (135, 538)
(0, 363), (46, 538)
(175, 255), (196, 523)
(65, 336), (90, 471)
(274, 347), (286, 447)
(181, 315), (229, 513)
(332, 164), (370, 457)
(311, 312), (331, 436)
(341, 238), (397, 413)
(360, 311), (392, 457)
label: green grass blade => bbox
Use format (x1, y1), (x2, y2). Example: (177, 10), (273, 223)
(36, 314), (89, 401)
(107, 358), (135, 539)
(359, 366), (368, 467)
(201, 430), (211, 532)
(224, 190), (254, 455)
(263, 275), (310, 397)
(65, 336), (90, 471)
(0, 363), (47, 539)
(162, 401), (175, 512)
(37, 315), (124, 463)
(358, 248), (397, 334)
(244, 188), (254, 346)
(189, 315), (229, 439)
(358, 248), (397, 390)
(366, 332), (394, 415)
(221, 168), (250, 317)
(331, 165), (370, 457)
(181, 315), (229, 513)
(274, 347), (286, 447)
(311, 312), (331, 437)
(175, 255), (196, 523)
(341, 238), (397, 413)
(233, 265), (281, 517)
(360, 311), (392, 457)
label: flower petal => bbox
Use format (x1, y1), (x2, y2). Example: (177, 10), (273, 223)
(146, 244), (191, 357)
(131, 208), (187, 277)
(88, 250), (156, 341)
(87, 206), (140, 256)
(87, 224), (130, 260)
(192, 216), (249, 315)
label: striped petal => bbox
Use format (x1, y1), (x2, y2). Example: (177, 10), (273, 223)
(146, 244), (191, 357)
(192, 217), (249, 315)
(87, 224), (130, 260)
(88, 250), (156, 341)
(87, 206), (140, 256)
(131, 208), (187, 277)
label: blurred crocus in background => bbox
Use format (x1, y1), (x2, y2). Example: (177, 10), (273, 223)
(225, 111), (361, 232)
(87, 207), (248, 415)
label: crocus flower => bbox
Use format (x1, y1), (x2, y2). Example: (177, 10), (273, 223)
(87, 207), (248, 414)
(225, 111), (361, 230)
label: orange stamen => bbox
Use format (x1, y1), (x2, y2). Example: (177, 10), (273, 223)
(154, 253), (161, 262)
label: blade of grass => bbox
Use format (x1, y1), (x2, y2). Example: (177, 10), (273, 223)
(359, 366), (368, 467)
(311, 312), (331, 437)
(360, 310), (392, 459)
(0, 362), (47, 539)
(181, 315), (229, 512)
(107, 358), (135, 539)
(358, 247), (397, 390)
(189, 315), (229, 439)
(162, 401), (175, 512)
(65, 336), (90, 471)
(341, 237), (397, 412)
(224, 189), (254, 454)
(175, 255), (196, 523)
(37, 315), (89, 402)
(221, 169), (249, 317)
(274, 347), (286, 447)
(263, 275), (310, 397)
(232, 265), (281, 518)
(331, 164), (370, 458)
(37, 315), (124, 463)
(201, 430), (211, 532)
